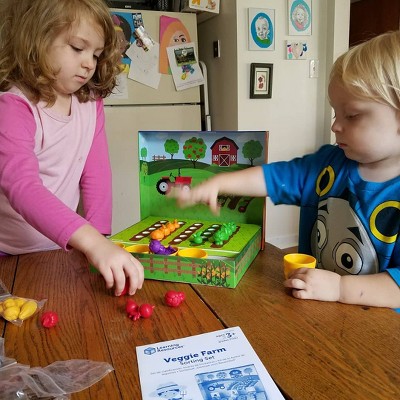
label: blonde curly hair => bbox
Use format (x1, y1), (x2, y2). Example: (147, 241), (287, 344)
(329, 30), (400, 111)
(0, 0), (121, 105)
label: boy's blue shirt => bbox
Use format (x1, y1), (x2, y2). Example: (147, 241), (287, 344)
(263, 144), (400, 287)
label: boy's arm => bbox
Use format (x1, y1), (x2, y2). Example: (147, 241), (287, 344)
(285, 268), (400, 309)
(172, 166), (268, 214)
(339, 272), (400, 308)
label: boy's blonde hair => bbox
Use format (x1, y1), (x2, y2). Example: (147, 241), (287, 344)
(0, 0), (121, 105)
(329, 30), (400, 111)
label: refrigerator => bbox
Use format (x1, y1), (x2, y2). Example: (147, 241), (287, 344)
(105, 9), (203, 234)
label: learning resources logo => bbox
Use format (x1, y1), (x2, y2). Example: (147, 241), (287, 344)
(143, 343), (183, 356)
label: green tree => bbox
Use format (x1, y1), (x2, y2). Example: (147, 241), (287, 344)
(140, 147), (148, 160)
(164, 138), (179, 159)
(183, 137), (206, 168)
(242, 140), (263, 166)
(141, 162), (148, 182)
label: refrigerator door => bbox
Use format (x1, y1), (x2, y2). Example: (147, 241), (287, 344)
(105, 104), (201, 234)
(106, 9), (200, 106)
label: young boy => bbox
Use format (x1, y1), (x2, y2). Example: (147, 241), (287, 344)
(172, 31), (400, 310)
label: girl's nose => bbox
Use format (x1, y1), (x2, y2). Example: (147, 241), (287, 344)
(82, 55), (96, 70)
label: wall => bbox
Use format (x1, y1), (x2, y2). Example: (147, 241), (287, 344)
(198, 0), (350, 248)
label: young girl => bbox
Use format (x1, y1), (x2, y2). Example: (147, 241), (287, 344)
(0, 0), (144, 296)
(172, 31), (400, 310)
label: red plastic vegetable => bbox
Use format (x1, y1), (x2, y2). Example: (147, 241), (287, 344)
(40, 311), (59, 328)
(126, 299), (139, 316)
(139, 303), (155, 318)
(164, 290), (185, 307)
(120, 279), (130, 296)
(128, 310), (141, 321)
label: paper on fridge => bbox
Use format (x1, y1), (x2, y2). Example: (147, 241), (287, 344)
(136, 326), (284, 400)
(166, 42), (204, 91)
(126, 41), (161, 90)
(109, 72), (129, 100)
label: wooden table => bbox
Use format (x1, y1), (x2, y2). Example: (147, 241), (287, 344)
(1, 244), (399, 399)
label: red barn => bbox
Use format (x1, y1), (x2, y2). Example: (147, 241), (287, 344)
(210, 137), (239, 166)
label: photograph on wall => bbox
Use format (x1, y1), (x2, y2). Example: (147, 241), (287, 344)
(248, 8), (275, 51)
(288, 0), (312, 36)
(286, 41), (308, 59)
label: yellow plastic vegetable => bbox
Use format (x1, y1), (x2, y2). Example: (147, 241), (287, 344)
(18, 300), (38, 320)
(3, 306), (20, 321)
(3, 298), (17, 309)
(15, 297), (27, 308)
(0, 296), (42, 323)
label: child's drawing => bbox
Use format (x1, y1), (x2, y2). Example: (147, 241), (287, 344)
(288, 0), (312, 36)
(248, 8), (275, 51)
(286, 41), (308, 59)
(159, 15), (191, 75)
(111, 13), (134, 72)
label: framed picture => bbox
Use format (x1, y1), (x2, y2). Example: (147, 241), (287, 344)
(248, 8), (275, 51)
(288, 0), (312, 36)
(250, 63), (273, 99)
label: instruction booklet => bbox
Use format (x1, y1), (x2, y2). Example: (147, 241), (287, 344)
(136, 326), (284, 399)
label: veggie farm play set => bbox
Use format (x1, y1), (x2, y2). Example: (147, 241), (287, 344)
(111, 131), (268, 288)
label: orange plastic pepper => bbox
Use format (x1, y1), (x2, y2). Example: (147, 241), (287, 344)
(173, 219), (180, 229)
(162, 224), (170, 237)
(150, 229), (164, 240)
(166, 222), (175, 232)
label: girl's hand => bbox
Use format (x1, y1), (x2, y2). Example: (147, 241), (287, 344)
(69, 224), (144, 296)
(284, 268), (341, 302)
(86, 238), (144, 296)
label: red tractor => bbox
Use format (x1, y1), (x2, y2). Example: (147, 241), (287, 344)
(156, 169), (192, 195)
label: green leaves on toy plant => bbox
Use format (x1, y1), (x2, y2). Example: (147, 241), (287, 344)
(211, 222), (237, 246)
(191, 231), (205, 244)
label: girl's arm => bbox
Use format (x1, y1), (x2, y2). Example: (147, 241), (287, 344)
(0, 94), (88, 245)
(79, 99), (112, 234)
(76, 99), (144, 295)
(0, 94), (144, 295)
(68, 223), (144, 296)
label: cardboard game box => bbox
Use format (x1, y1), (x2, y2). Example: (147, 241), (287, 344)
(111, 130), (268, 288)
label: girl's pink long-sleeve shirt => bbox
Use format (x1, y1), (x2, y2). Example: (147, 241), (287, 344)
(0, 88), (112, 254)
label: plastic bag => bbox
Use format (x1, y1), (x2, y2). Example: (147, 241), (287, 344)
(0, 337), (29, 399)
(0, 365), (31, 400)
(0, 337), (114, 399)
(0, 280), (46, 326)
(21, 360), (114, 397)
